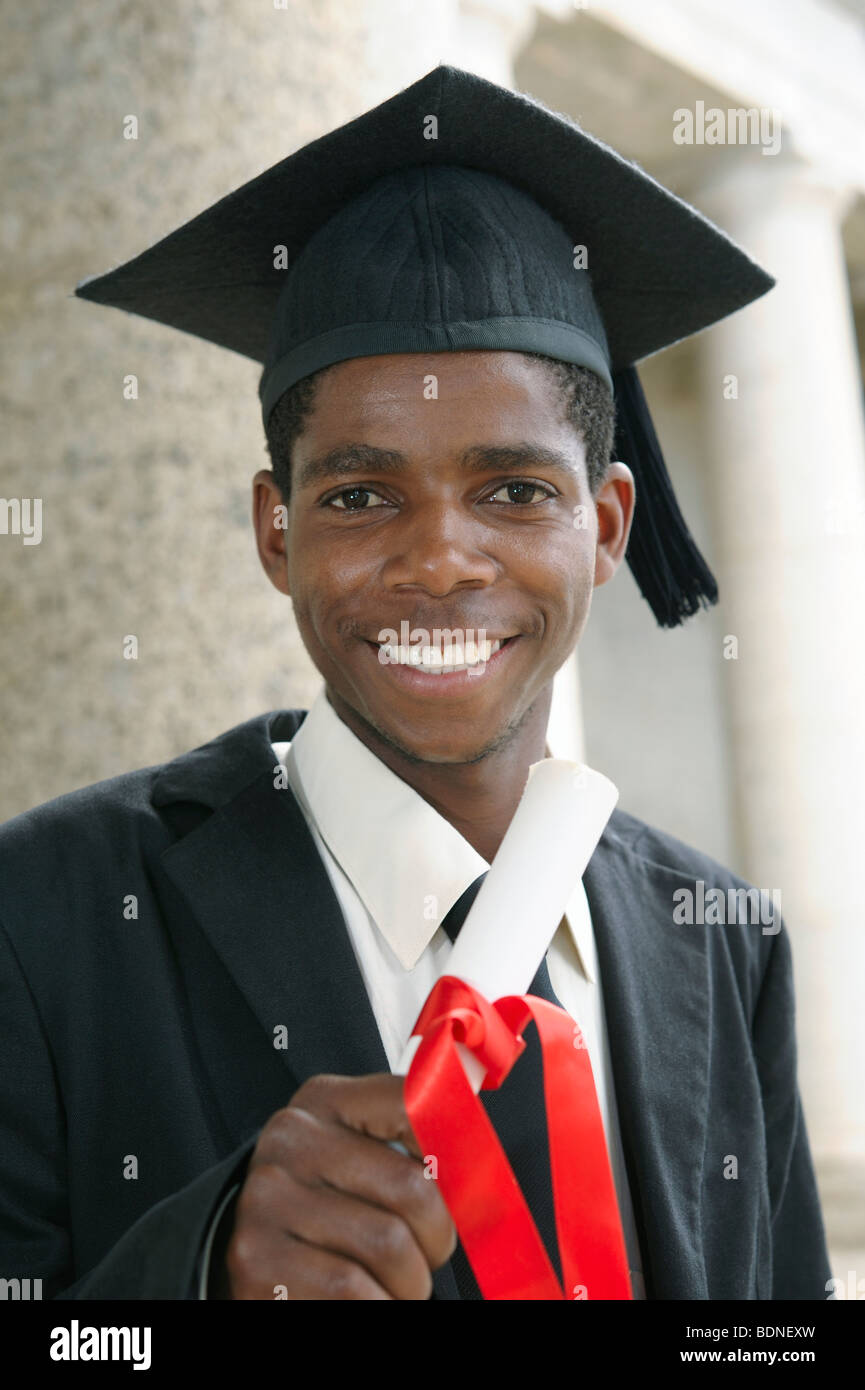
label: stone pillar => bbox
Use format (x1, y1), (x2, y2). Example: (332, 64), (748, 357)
(0, 0), (540, 820)
(698, 157), (865, 1167)
(547, 642), (585, 762)
(448, 0), (538, 84)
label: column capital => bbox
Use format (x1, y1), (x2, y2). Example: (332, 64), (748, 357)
(696, 152), (858, 229)
(451, 0), (539, 83)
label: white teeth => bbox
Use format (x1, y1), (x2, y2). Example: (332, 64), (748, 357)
(378, 638), (504, 672)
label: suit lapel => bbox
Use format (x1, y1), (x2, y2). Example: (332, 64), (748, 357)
(584, 819), (711, 1299)
(153, 711), (466, 1297)
(155, 712), (389, 1091)
(152, 710), (711, 1300)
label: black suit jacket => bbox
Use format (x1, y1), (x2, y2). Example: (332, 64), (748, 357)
(0, 708), (831, 1299)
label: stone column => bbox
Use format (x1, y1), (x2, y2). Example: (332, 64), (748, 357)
(1, 0), (541, 819)
(698, 156), (865, 1167)
(448, 0), (538, 84)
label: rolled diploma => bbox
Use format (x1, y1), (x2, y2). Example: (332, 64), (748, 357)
(395, 758), (618, 1090)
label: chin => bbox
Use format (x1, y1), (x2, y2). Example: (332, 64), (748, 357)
(367, 706), (529, 767)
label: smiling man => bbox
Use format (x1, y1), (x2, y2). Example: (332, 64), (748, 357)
(0, 66), (831, 1302)
(254, 350), (631, 835)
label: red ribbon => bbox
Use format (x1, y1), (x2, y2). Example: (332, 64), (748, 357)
(404, 975), (633, 1300)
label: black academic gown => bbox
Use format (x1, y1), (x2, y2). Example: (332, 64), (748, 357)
(0, 709), (831, 1300)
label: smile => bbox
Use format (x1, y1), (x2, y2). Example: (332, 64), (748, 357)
(364, 635), (520, 692)
(377, 636), (508, 672)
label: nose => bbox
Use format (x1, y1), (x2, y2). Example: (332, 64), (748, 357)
(382, 498), (499, 594)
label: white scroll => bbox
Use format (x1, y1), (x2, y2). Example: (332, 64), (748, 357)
(395, 758), (618, 1089)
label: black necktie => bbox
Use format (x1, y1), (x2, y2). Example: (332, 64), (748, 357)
(431, 872), (565, 1300)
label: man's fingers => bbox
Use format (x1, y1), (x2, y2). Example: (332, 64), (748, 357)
(228, 1226), (393, 1301)
(315, 1132), (456, 1273)
(238, 1161), (435, 1299)
(290, 1072), (420, 1152)
(229, 1073), (459, 1298)
(254, 1106), (457, 1272)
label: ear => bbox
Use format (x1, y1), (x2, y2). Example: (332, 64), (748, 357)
(252, 469), (291, 597)
(593, 461), (635, 589)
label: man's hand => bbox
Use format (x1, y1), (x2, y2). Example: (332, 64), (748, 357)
(221, 1073), (457, 1300)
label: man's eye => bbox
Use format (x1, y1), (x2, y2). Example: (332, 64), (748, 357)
(326, 486), (389, 510)
(486, 480), (556, 505)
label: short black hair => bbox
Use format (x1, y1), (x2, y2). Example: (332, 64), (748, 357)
(265, 353), (615, 505)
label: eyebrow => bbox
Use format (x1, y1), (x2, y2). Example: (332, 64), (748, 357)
(296, 442), (580, 490)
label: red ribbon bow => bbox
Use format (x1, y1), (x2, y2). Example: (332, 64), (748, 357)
(404, 975), (633, 1300)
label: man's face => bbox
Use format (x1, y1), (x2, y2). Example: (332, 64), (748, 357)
(254, 351), (632, 764)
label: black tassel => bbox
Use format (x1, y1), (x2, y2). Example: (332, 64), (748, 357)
(612, 365), (718, 628)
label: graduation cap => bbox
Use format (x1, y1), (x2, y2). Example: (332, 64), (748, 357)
(74, 65), (774, 627)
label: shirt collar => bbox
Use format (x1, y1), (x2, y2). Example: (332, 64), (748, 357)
(279, 686), (594, 978)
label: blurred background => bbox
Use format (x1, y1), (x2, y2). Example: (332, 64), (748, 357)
(1, 0), (864, 1291)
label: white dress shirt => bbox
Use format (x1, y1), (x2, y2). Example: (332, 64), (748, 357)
(200, 687), (645, 1298)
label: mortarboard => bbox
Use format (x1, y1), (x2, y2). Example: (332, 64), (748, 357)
(74, 65), (774, 627)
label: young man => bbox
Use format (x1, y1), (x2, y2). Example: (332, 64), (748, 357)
(0, 66), (830, 1300)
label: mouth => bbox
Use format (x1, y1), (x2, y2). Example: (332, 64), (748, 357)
(362, 634), (521, 694)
